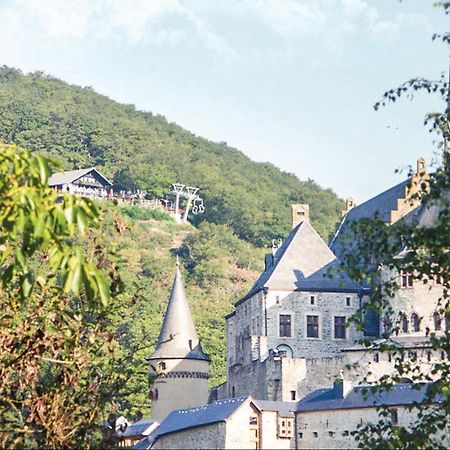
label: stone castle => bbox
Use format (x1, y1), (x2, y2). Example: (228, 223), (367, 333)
(124, 157), (447, 449)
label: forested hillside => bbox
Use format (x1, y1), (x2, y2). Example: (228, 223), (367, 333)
(0, 66), (343, 245)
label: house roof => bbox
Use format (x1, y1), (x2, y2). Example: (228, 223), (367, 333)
(330, 180), (410, 258)
(48, 167), (112, 187)
(118, 418), (158, 438)
(296, 382), (438, 413)
(253, 400), (294, 417)
(149, 265), (209, 361)
(237, 220), (363, 305)
(155, 397), (249, 438)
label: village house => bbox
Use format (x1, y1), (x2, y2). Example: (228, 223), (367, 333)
(48, 167), (113, 198)
(135, 397), (295, 450)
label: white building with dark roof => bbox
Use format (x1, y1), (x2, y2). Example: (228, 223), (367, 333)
(48, 167), (113, 198)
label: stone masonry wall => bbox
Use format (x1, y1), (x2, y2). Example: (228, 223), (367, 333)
(152, 422), (226, 449)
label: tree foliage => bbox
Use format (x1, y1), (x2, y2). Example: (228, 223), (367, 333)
(0, 145), (130, 448)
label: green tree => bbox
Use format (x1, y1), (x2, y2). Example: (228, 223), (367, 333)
(0, 145), (129, 448)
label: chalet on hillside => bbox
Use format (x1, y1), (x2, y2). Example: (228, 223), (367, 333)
(48, 167), (113, 198)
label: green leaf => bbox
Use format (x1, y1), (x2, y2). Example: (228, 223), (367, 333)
(36, 155), (51, 185)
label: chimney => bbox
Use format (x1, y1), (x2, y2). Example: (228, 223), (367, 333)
(291, 204), (309, 228)
(333, 370), (352, 398)
(416, 157), (426, 175)
(341, 197), (355, 217)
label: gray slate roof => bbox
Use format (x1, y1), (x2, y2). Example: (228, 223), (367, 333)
(155, 397), (248, 438)
(48, 167), (112, 187)
(296, 383), (438, 413)
(149, 266), (209, 361)
(118, 418), (157, 438)
(238, 220), (362, 304)
(253, 400), (294, 417)
(329, 179), (416, 259)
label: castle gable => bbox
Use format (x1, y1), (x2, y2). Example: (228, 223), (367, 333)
(242, 220), (361, 302)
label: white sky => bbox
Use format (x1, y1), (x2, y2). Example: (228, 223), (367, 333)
(0, 0), (448, 202)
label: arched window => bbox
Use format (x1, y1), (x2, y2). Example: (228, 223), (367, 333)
(434, 312), (442, 331)
(401, 314), (408, 333)
(158, 361), (166, 371)
(276, 344), (293, 358)
(411, 313), (420, 332)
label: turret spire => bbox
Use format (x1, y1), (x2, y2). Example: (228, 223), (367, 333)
(150, 264), (209, 361)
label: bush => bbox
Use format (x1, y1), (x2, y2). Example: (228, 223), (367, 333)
(120, 205), (173, 222)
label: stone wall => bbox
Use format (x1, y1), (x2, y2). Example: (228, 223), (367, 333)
(295, 405), (448, 449)
(153, 423), (226, 449)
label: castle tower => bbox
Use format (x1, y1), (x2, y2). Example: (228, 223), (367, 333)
(148, 263), (210, 422)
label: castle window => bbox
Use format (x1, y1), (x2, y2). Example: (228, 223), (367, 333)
(278, 417), (293, 438)
(334, 316), (346, 339)
(434, 312), (442, 331)
(401, 271), (413, 288)
(435, 274), (443, 285)
(310, 296), (315, 305)
(329, 431), (335, 437)
(374, 353), (379, 363)
(343, 430), (349, 436)
(276, 296), (280, 304)
(390, 409), (398, 425)
(290, 390), (296, 401)
(298, 433), (303, 439)
(279, 315), (292, 337)
(411, 313), (420, 332)
(427, 351), (432, 362)
(313, 432), (318, 438)
(307, 315), (319, 338)
(346, 297), (351, 307)
(158, 361), (166, 371)
(401, 314), (408, 333)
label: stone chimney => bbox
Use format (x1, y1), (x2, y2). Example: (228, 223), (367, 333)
(291, 204), (309, 228)
(341, 197), (355, 217)
(333, 370), (352, 398)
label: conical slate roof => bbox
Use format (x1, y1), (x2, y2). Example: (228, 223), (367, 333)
(150, 265), (209, 361)
(238, 220), (362, 304)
